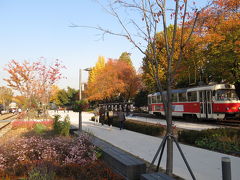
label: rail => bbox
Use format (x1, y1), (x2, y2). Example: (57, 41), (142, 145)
(0, 114), (17, 137)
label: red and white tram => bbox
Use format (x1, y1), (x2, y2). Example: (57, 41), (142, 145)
(148, 84), (240, 120)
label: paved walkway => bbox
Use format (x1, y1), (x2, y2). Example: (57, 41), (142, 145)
(126, 115), (222, 131)
(49, 111), (240, 180)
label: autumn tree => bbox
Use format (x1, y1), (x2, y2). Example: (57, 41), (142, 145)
(4, 59), (65, 111)
(88, 56), (105, 84)
(117, 60), (142, 102)
(87, 57), (141, 103)
(0, 86), (13, 110)
(49, 85), (60, 104)
(195, 0), (240, 95)
(87, 59), (125, 101)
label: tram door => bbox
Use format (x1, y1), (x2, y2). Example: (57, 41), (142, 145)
(199, 91), (213, 119)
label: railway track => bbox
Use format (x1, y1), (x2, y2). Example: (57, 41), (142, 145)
(130, 112), (240, 129)
(0, 113), (17, 121)
(0, 114), (17, 137)
(215, 120), (240, 128)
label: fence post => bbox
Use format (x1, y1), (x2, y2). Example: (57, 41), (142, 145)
(222, 157), (231, 180)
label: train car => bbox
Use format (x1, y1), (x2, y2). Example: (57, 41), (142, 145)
(148, 84), (240, 120)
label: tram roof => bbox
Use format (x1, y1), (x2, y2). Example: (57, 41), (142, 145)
(149, 88), (187, 96)
(148, 84), (235, 96)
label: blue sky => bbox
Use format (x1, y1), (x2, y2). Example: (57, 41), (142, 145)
(0, 0), (207, 90)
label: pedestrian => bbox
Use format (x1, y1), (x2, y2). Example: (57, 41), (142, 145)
(18, 108), (22, 114)
(118, 107), (126, 130)
(99, 106), (105, 126)
(94, 106), (100, 125)
(107, 107), (113, 128)
(126, 105), (130, 116)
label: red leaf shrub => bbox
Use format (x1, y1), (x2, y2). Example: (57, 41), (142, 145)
(12, 120), (53, 130)
(0, 134), (96, 176)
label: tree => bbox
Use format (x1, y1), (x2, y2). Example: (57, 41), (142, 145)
(4, 59), (65, 111)
(134, 89), (149, 108)
(195, 0), (240, 93)
(119, 52), (133, 66)
(164, 0), (240, 96)
(117, 60), (142, 102)
(87, 59), (125, 101)
(51, 87), (79, 108)
(78, 0), (206, 176)
(0, 86), (13, 110)
(66, 87), (78, 107)
(87, 57), (142, 103)
(88, 56), (105, 84)
(55, 89), (69, 107)
(49, 85), (60, 104)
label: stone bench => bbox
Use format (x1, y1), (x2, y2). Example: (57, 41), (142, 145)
(91, 136), (146, 180)
(141, 172), (176, 180)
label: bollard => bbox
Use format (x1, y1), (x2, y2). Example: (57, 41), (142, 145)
(222, 157), (231, 180)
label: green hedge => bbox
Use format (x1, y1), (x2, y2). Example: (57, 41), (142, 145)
(178, 128), (240, 155)
(111, 117), (164, 136)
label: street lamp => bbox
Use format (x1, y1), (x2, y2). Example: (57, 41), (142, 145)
(78, 68), (91, 132)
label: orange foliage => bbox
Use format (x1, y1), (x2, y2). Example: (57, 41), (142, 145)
(4, 60), (65, 109)
(87, 59), (141, 101)
(196, 0), (239, 44)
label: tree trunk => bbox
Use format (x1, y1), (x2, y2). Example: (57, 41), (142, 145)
(166, 80), (173, 176)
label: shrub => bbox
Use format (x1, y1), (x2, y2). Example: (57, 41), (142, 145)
(53, 115), (71, 136)
(178, 130), (202, 145)
(0, 134), (97, 176)
(53, 115), (61, 134)
(195, 138), (240, 154)
(33, 123), (48, 134)
(61, 115), (71, 136)
(28, 164), (56, 180)
(111, 118), (164, 136)
(178, 128), (240, 156)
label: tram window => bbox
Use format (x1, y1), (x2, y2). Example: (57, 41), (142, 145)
(157, 95), (161, 103)
(179, 93), (187, 102)
(152, 96), (157, 103)
(212, 90), (216, 96)
(187, 91), (197, 102)
(207, 91), (212, 101)
(199, 91), (203, 102)
(148, 97), (152, 104)
(216, 89), (239, 101)
(172, 93), (178, 102)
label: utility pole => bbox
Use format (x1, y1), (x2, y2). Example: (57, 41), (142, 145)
(79, 69), (82, 132)
(78, 68), (91, 132)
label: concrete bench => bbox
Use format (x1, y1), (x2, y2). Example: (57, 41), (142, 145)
(141, 172), (176, 180)
(91, 136), (146, 180)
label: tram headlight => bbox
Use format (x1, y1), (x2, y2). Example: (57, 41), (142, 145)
(226, 107), (229, 111)
(238, 107), (240, 111)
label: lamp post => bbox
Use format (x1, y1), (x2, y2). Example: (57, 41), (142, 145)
(78, 68), (91, 132)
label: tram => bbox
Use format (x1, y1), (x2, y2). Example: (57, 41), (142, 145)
(148, 84), (240, 120)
